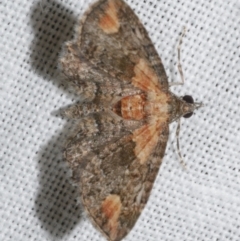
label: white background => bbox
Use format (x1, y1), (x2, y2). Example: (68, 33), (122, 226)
(1, 0), (240, 240)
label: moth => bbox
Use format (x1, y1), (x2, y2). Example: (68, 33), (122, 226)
(59, 0), (202, 240)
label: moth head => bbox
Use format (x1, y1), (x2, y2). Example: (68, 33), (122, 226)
(181, 95), (203, 118)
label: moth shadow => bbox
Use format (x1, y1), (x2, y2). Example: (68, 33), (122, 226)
(30, 0), (83, 238)
(29, 0), (76, 97)
(35, 121), (83, 239)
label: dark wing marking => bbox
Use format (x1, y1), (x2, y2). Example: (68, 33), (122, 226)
(64, 112), (143, 181)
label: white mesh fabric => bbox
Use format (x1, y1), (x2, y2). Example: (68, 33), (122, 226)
(1, 0), (240, 241)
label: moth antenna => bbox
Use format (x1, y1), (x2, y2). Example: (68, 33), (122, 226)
(177, 27), (187, 84)
(170, 26), (187, 86)
(176, 119), (187, 169)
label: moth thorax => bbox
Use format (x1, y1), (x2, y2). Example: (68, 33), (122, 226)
(112, 94), (146, 120)
(144, 101), (169, 116)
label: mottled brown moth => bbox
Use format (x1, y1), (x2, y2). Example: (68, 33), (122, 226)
(59, 0), (202, 240)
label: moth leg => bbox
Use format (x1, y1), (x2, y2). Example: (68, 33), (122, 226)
(170, 27), (187, 87)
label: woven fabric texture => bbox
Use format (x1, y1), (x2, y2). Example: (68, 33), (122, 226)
(1, 0), (240, 240)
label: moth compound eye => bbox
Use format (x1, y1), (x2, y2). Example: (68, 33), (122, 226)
(183, 95), (194, 118)
(183, 112), (193, 118)
(182, 95), (194, 104)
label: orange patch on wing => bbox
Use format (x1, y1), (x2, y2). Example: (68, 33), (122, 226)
(99, 0), (120, 34)
(101, 194), (122, 240)
(133, 120), (162, 164)
(132, 58), (161, 93)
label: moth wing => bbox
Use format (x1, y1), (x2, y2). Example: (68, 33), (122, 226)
(69, 120), (169, 241)
(73, 0), (168, 92)
(59, 41), (142, 103)
(64, 112), (142, 181)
